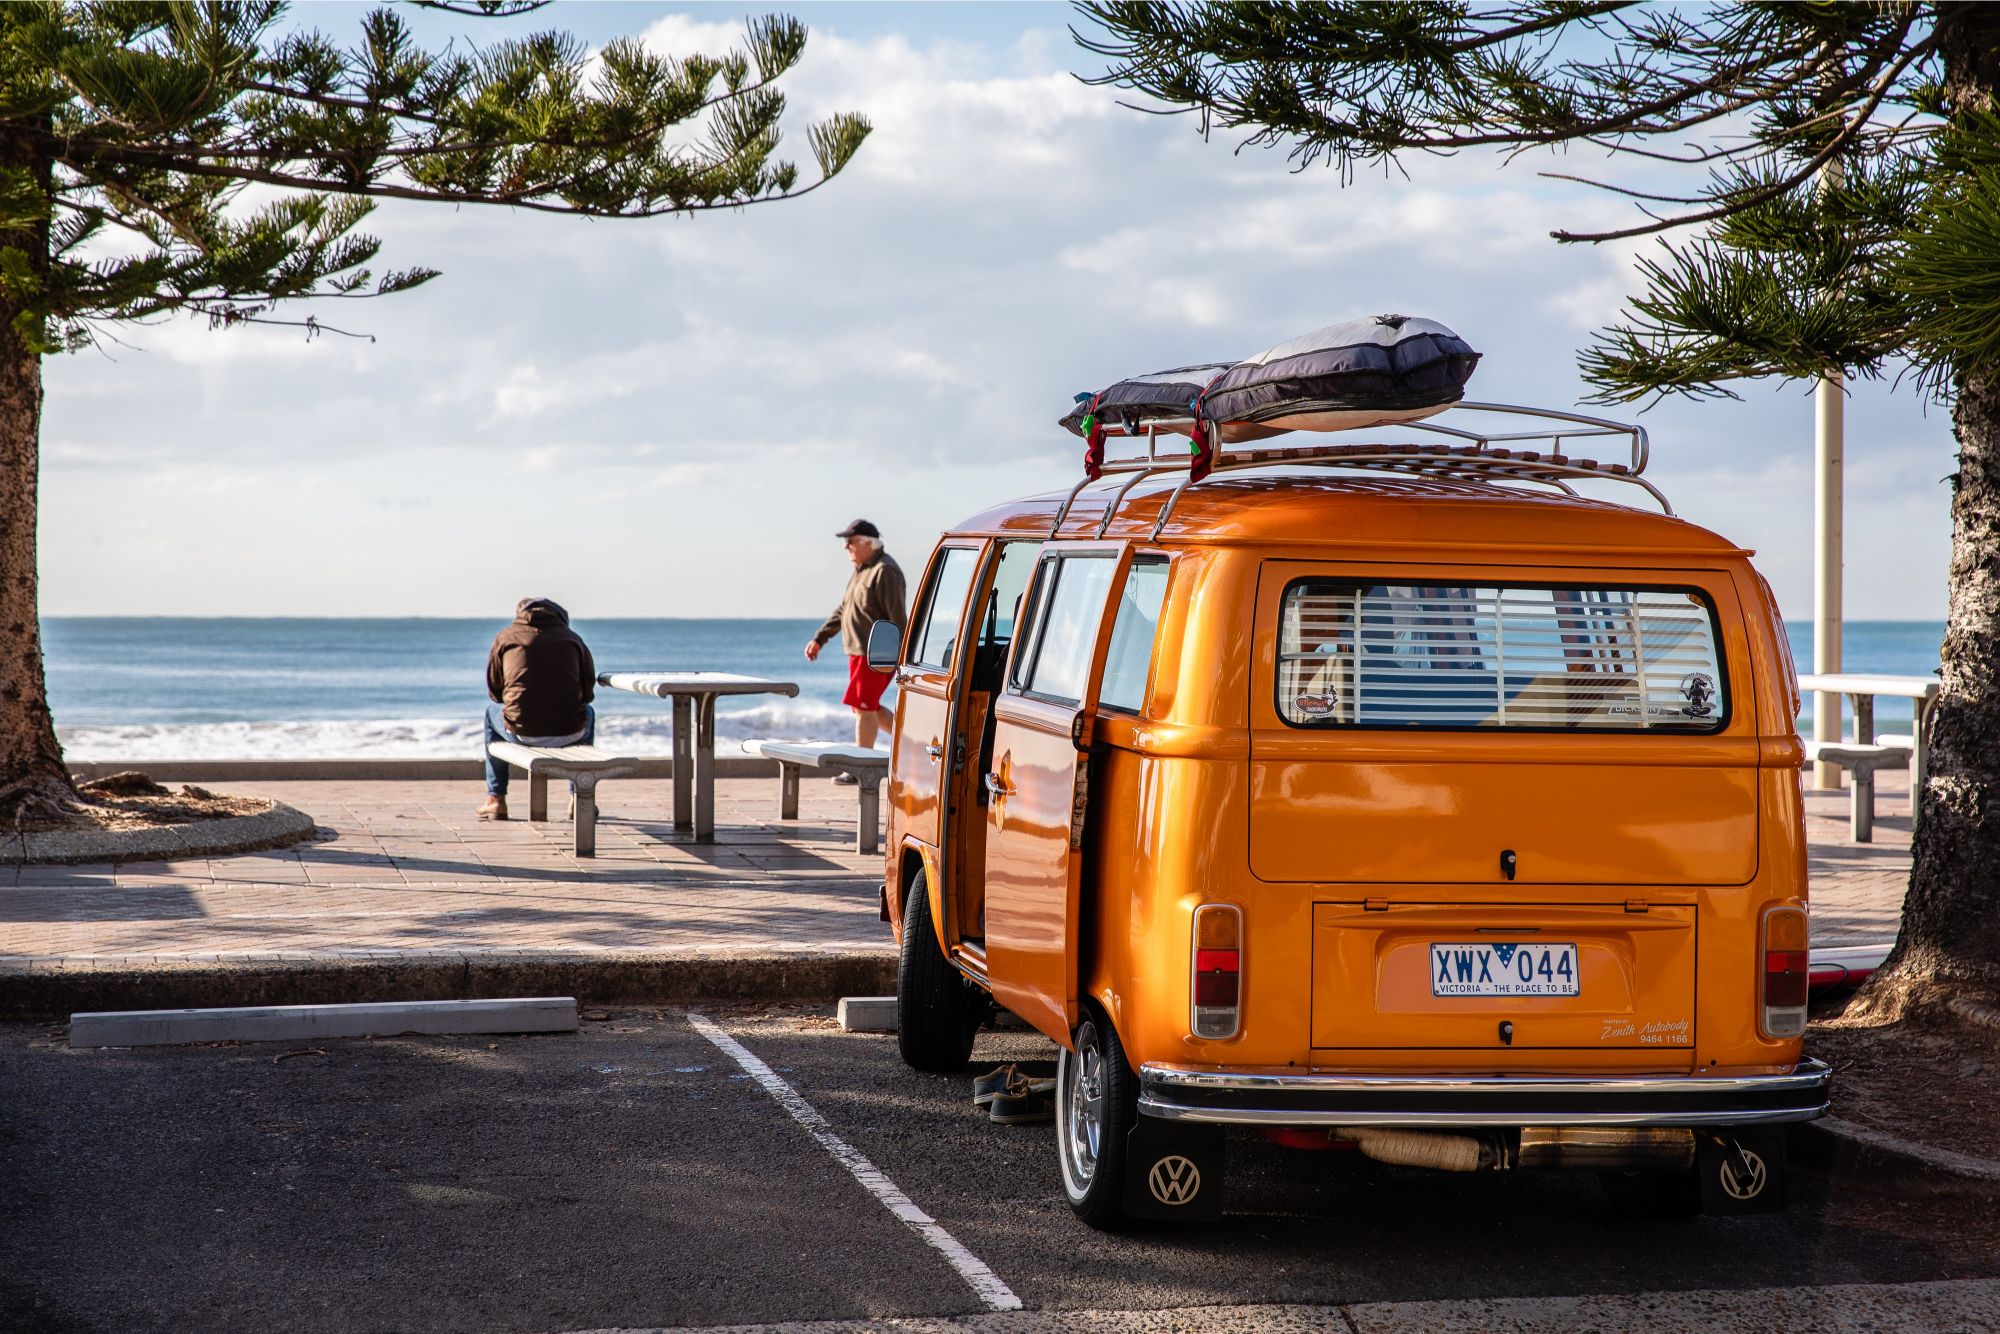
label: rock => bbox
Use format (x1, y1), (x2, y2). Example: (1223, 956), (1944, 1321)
(180, 785), (217, 800)
(1960, 1060), (1984, 1079)
(78, 771), (168, 796)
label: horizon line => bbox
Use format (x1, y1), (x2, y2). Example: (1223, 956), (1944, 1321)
(40, 612), (1951, 624)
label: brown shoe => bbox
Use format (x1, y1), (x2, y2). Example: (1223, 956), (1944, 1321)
(478, 795), (508, 821)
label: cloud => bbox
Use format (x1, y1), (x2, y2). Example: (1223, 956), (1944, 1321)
(37, 5), (1954, 621)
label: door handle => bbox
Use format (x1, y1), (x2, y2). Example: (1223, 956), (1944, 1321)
(983, 772), (1013, 797)
(926, 741), (943, 761)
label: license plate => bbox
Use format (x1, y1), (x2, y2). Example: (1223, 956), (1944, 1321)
(1431, 942), (1579, 997)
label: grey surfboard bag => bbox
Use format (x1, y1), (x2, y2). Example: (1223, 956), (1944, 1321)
(1059, 363), (1237, 437)
(1060, 315), (1480, 443)
(1199, 314), (1480, 433)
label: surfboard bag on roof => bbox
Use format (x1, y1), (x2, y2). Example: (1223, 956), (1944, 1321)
(1199, 314), (1480, 434)
(1061, 362), (1287, 480)
(1059, 364), (1288, 484)
(1058, 363), (1236, 438)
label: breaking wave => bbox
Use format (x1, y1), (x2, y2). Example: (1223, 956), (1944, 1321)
(57, 699), (859, 760)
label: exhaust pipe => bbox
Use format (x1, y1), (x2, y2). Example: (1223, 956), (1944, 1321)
(1339, 1128), (1489, 1172)
(1324, 1127), (1693, 1174)
(1517, 1127), (1695, 1171)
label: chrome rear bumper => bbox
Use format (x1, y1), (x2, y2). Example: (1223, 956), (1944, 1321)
(1138, 1059), (1831, 1129)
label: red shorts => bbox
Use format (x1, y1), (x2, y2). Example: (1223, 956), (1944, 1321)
(844, 654), (892, 711)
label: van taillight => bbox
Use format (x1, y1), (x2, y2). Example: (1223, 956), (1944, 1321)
(1761, 905), (1809, 1038)
(1192, 904), (1241, 1039)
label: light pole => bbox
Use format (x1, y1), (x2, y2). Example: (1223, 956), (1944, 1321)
(1813, 371), (1844, 789)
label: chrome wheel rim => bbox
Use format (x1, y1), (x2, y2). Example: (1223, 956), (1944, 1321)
(1064, 1022), (1106, 1190)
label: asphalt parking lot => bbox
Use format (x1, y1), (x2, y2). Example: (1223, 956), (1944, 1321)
(4, 1008), (1997, 1334)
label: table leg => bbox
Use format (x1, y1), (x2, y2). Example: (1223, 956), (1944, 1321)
(1852, 694), (1876, 839)
(672, 695), (693, 831)
(696, 693), (717, 842)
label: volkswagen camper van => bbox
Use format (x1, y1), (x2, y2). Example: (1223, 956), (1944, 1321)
(869, 395), (1828, 1229)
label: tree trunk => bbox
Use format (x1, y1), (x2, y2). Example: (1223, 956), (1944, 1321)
(1851, 1), (2000, 1016)
(0, 121), (74, 823)
(1857, 372), (2000, 1014)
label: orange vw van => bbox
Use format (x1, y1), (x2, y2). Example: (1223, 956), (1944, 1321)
(868, 399), (1828, 1229)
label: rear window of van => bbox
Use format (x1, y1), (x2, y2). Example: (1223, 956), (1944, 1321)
(1277, 582), (1727, 732)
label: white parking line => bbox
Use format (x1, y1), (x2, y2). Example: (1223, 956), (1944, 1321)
(686, 1013), (1022, 1313)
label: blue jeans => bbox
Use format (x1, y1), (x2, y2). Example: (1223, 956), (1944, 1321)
(484, 702), (594, 795)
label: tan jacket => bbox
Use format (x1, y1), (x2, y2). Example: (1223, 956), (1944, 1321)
(814, 551), (908, 655)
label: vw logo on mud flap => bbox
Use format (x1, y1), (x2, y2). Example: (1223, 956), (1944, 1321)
(1719, 1148), (1769, 1200)
(1147, 1155), (1202, 1206)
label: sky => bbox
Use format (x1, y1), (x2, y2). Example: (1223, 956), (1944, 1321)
(38, 1), (1955, 622)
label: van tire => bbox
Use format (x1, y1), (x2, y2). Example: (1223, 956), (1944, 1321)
(1598, 1167), (1701, 1219)
(896, 872), (981, 1072)
(1057, 1001), (1139, 1229)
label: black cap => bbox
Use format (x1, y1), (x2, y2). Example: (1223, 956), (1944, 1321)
(835, 518), (880, 539)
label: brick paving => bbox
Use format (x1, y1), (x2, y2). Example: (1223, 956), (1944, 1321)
(0, 779), (889, 971)
(0, 771), (1911, 973)
(1804, 768), (1914, 947)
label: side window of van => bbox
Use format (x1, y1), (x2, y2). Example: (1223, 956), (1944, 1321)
(1277, 581), (1727, 732)
(907, 547), (979, 670)
(966, 541), (1040, 691)
(1098, 556), (1171, 713)
(1010, 555), (1117, 704)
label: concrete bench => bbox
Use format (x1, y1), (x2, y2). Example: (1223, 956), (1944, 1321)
(484, 742), (640, 857)
(739, 740), (890, 855)
(1801, 739), (1909, 843)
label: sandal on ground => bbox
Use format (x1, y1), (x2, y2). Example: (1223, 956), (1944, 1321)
(831, 772), (860, 786)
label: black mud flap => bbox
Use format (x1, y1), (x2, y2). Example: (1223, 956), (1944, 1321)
(1697, 1128), (1787, 1215)
(1121, 1118), (1225, 1222)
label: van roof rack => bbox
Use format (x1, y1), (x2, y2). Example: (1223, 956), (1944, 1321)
(1052, 400), (1670, 539)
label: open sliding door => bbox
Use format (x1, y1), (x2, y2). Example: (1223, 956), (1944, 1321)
(982, 542), (1131, 1043)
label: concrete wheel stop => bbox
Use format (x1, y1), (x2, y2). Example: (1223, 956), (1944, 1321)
(69, 997), (578, 1048)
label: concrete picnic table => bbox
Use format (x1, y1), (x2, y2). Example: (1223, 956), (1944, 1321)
(596, 672), (800, 841)
(1799, 672), (1941, 838)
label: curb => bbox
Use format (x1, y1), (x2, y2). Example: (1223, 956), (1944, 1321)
(1791, 1115), (2000, 1199)
(0, 801), (317, 866)
(0, 952), (897, 1021)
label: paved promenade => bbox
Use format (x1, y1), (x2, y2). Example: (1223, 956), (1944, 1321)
(0, 770), (1910, 991)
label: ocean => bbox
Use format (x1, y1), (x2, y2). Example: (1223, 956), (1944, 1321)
(42, 618), (1945, 760)
(46, 618), (857, 760)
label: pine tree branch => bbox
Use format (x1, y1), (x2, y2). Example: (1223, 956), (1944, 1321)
(49, 135), (848, 218)
(1554, 25), (1934, 242)
(229, 58), (794, 151)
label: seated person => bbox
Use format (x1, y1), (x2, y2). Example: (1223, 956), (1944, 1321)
(480, 597), (596, 820)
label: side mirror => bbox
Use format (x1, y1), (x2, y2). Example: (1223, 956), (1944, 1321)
(866, 619), (903, 673)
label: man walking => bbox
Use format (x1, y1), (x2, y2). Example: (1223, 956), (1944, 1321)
(480, 597), (596, 819)
(804, 519), (908, 767)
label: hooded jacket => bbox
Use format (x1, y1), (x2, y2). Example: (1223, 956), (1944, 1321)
(486, 598), (595, 738)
